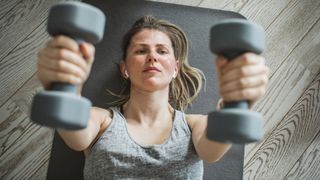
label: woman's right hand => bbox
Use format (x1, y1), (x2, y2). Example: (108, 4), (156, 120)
(37, 35), (95, 90)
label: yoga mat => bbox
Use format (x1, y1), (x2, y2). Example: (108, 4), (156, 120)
(47, 0), (245, 179)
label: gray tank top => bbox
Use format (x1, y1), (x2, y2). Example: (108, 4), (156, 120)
(83, 107), (203, 179)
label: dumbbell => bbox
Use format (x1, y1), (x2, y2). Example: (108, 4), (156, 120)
(207, 19), (265, 143)
(31, 2), (106, 130)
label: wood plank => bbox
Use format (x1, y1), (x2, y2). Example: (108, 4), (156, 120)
(29, 160), (50, 180)
(284, 130), (320, 179)
(0, 74), (52, 179)
(198, 0), (248, 12)
(0, 124), (53, 179)
(0, 0), (61, 62)
(151, 0), (249, 13)
(8, 135), (52, 180)
(0, 21), (49, 107)
(238, 0), (292, 29)
(149, 0), (202, 6)
(243, 72), (320, 179)
(262, 0), (320, 73)
(0, 74), (43, 155)
(0, 0), (21, 18)
(245, 17), (320, 158)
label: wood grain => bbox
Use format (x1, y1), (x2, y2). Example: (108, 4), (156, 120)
(244, 72), (320, 179)
(149, 0), (202, 6)
(284, 131), (320, 179)
(0, 0), (21, 18)
(238, 0), (292, 28)
(198, 0), (248, 12)
(245, 17), (320, 159)
(0, 70), (51, 179)
(0, 21), (49, 107)
(0, 0), (60, 62)
(262, 0), (320, 73)
(0, 0), (319, 179)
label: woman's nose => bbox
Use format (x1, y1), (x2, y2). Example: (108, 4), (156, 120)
(147, 52), (158, 63)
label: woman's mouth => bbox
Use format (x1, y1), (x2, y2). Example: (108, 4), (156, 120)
(143, 67), (161, 72)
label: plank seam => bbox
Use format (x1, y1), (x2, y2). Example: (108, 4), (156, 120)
(0, 5), (48, 63)
(0, 16), (48, 107)
(283, 127), (320, 179)
(245, 71), (320, 168)
(264, 0), (294, 31)
(0, 71), (38, 108)
(269, 16), (320, 80)
(280, 70), (320, 178)
(0, 0), (23, 21)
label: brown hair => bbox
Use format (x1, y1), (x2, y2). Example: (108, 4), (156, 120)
(113, 15), (204, 111)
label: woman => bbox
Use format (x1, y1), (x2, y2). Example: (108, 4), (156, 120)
(37, 16), (269, 179)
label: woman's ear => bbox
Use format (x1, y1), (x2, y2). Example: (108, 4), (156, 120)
(120, 61), (129, 79)
(173, 60), (180, 78)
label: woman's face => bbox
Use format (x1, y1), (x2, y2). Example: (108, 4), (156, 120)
(122, 29), (179, 92)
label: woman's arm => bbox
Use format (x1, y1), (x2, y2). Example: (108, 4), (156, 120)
(190, 53), (269, 163)
(36, 35), (112, 151)
(187, 114), (231, 163)
(57, 107), (111, 151)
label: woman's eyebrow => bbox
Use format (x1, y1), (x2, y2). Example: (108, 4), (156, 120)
(131, 43), (170, 48)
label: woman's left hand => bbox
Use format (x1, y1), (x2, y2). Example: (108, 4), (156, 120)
(215, 53), (270, 108)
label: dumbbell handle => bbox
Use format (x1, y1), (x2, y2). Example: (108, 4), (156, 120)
(222, 51), (251, 110)
(49, 38), (85, 94)
(51, 83), (78, 93)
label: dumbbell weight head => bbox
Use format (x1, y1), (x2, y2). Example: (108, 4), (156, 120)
(207, 18), (265, 143)
(210, 18), (265, 60)
(31, 2), (106, 130)
(47, 2), (105, 43)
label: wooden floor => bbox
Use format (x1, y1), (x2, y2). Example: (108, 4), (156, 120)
(0, 0), (319, 179)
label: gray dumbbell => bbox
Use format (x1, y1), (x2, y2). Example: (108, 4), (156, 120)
(31, 2), (106, 130)
(207, 19), (265, 143)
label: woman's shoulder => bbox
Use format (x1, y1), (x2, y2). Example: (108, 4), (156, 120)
(91, 106), (113, 118)
(185, 113), (208, 129)
(90, 106), (114, 127)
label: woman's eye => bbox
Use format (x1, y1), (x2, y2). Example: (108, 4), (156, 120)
(158, 49), (168, 54)
(135, 49), (146, 54)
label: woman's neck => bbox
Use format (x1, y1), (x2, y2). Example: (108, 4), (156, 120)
(123, 87), (174, 126)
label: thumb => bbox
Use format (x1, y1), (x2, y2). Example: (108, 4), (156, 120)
(80, 43), (95, 65)
(215, 55), (228, 69)
(215, 56), (228, 80)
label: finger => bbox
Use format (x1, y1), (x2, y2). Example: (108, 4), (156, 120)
(38, 56), (87, 82)
(38, 68), (83, 86)
(80, 43), (95, 65)
(46, 35), (80, 53)
(222, 53), (265, 75)
(215, 55), (228, 81)
(220, 64), (269, 85)
(220, 74), (269, 94)
(221, 85), (267, 102)
(39, 47), (88, 73)
(215, 56), (228, 69)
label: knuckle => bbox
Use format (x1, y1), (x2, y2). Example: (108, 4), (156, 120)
(55, 72), (64, 80)
(240, 89), (253, 98)
(265, 66), (271, 75)
(260, 87), (266, 96)
(242, 53), (252, 63)
(57, 49), (66, 58)
(55, 35), (65, 43)
(260, 56), (266, 64)
(239, 67), (247, 76)
(262, 76), (269, 84)
(239, 78), (247, 88)
(56, 60), (65, 69)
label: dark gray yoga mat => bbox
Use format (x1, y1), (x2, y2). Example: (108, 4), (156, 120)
(47, 0), (246, 179)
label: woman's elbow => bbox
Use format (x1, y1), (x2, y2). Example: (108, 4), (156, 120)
(63, 139), (89, 151)
(200, 155), (223, 164)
